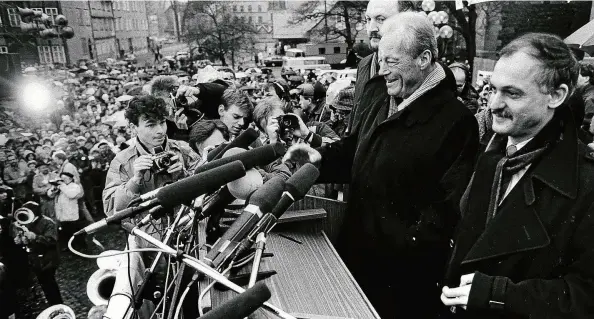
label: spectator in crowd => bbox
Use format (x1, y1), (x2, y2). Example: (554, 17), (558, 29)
(576, 61), (594, 130)
(33, 161), (59, 220)
(297, 82), (330, 124)
(326, 86), (355, 137)
(12, 201), (62, 306)
(47, 172), (84, 249)
(188, 119), (229, 159)
(441, 32), (594, 319)
(0, 178), (14, 216)
(449, 62), (480, 114)
(3, 153), (27, 208)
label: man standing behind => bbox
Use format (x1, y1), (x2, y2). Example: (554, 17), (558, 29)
(32, 161), (58, 220)
(347, 0), (415, 134)
(306, 13), (479, 318)
(3, 153), (27, 208)
(441, 33), (594, 319)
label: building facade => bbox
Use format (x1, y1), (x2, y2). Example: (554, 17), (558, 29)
(60, 1), (93, 63)
(112, 0), (149, 58)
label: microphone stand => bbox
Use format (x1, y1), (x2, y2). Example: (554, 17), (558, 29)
(121, 222), (296, 319)
(248, 232), (267, 288)
(132, 205), (190, 310)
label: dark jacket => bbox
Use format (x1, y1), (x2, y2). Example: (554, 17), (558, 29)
(442, 108), (594, 319)
(347, 53), (375, 135)
(318, 67), (479, 318)
(25, 216), (59, 271)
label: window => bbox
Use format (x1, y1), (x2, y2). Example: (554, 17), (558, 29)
(248, 5), (252, 12)
(258, 5), (262, 12)
(318, 48), (326, 55)
(258, 16), (263, 24)
(81, 38), (88, 55)
(0, 14), (3, 26)
(0, 47), (7, 54)
(233, 5), (237, 12)
(53, 46), (65, 63)
(38, 46), (52, 64)
(45, 8), (58, 24)
(241, 16), (245, 23)
(7, 8), (21, 26)
(336, 15), (344, 24)
(248, 16), (252, 24)
(83, 10), (91, 26)
(333, 46), (340, 54)
(240, 5), (244, 12)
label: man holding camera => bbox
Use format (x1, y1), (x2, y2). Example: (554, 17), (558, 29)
(103, 95), (201, 216)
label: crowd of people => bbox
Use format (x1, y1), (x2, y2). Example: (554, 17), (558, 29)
(2, 0), (594, 318)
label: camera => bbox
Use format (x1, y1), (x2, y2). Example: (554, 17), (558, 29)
(152, 147), (177, 173)
(277, 114), (300, 143)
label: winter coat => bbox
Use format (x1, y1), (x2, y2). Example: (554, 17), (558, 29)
(441, 108), (594, 319)
(49, 182), (82, 222)
(317, 66), (479, 318)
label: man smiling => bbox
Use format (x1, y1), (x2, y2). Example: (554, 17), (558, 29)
(311, 12), (478, 318)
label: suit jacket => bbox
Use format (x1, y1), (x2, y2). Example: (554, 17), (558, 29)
(443, 108), (594, 319)
(318, 67), (479, 318)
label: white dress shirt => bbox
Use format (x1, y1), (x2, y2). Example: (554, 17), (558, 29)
(500, 137), (534, 204)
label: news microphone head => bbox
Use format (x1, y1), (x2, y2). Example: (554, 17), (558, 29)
(223, 148), (264, 200)
(207, 128), (259, 161)
(282, 143), (321, 169)
(248, 176), (285, 213)
(200, 282), (271, 319)
(286, 163), (320, 200)
(156, 161), (246, 208)
(196, 143), (285, 175)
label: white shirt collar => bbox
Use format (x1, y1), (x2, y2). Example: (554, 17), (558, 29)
(507, 137), (534, 151)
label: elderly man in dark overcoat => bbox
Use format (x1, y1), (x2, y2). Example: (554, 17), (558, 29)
(440, 33), (594, 319)
(294, 12), (479, 318)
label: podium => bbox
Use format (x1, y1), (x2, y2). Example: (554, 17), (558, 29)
(203, 196), (380, 319)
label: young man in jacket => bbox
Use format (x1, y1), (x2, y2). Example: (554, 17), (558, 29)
(288, 13), (479, 318)
(440, 33), (594, 319)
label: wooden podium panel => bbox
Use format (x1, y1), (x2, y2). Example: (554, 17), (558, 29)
(208, 229), (380, 319)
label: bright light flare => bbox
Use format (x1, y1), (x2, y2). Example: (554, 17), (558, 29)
(20, 81), (52, 112)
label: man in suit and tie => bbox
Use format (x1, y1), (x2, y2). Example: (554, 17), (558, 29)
(441, 33), (594, 319)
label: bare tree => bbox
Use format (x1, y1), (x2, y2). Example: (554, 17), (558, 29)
(290, 1), (367, 49)
(183, 1), (257, 67)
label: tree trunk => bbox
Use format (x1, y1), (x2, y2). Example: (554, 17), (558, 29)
(171, 0), (181, 42)
(231, 49), (235, 69)
(343, 5), (354, 49)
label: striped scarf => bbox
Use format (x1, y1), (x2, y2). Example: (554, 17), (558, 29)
(388, 64), (446, 118)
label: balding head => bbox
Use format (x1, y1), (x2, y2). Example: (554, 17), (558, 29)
(378, 12), (438, 98)
(365, 0), (418, 51)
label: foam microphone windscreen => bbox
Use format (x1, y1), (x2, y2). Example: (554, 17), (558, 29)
(223, 147), (264, 200)
(207, 128), (259, 161)
(196, 143), (286, 175)
(200, 282), (271, 319)
(248, 176), (285, 213)
(286, 163), (320, 199)
(157, 161), (246, 208)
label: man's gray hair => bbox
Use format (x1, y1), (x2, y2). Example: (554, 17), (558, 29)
(381, 12), (438, 62)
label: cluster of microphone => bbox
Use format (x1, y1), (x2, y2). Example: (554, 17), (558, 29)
(75, 128), (321, 318)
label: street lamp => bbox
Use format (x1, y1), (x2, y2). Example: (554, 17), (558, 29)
(18, 7), (75, 64)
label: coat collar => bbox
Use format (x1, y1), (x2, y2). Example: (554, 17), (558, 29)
(460, 107), (579, 265)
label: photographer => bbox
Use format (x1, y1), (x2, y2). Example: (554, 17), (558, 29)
(47, 172), (84, 249)
(103, 95), (201, 216)
(11, 201), (62, 306)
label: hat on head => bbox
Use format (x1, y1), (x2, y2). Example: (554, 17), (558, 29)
(331, 86), (355, 111)
(297, 84), (315, 97)
(36, 160), (49, 168)
(27, 160), (37, 167)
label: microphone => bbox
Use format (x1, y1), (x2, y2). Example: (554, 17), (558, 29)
(234, 164), (320, 257)
(76, 161), (246, 236)
(196, 143), (286, 175)
(204, 176), (285, 269)
(200, 282), (271, 319)
(271, 163), (320, 219)
(207, 127), (259, 162)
